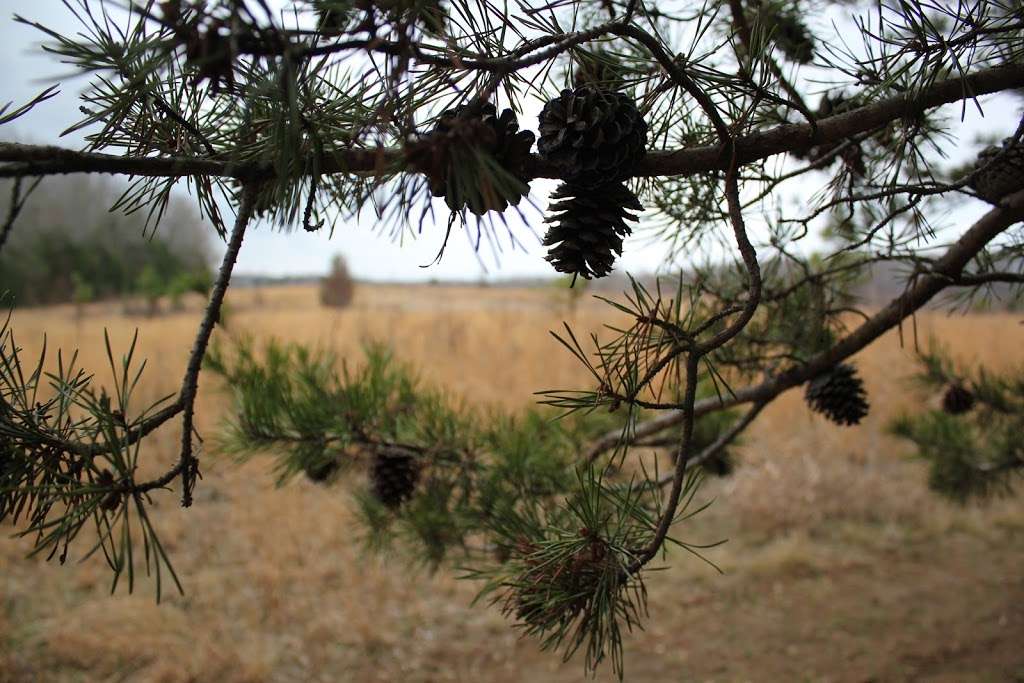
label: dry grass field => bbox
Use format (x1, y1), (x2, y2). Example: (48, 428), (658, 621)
(2, 283), (1023, 682)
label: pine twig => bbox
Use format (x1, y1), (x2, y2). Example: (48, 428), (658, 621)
(176, 183), (257, 506)
(0, 177), (40, 254)
(586, 188), (1024, 458)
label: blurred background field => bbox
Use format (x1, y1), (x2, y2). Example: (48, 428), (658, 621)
(1, 282), (1022, 682)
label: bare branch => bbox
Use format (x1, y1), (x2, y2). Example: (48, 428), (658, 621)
(0, 177), (40, 254)
(175, 184), (257, 506)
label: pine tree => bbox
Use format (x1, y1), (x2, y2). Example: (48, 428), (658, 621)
(1, 1), (1023, 678)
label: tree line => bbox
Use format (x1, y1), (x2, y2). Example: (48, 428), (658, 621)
(0, 174), (213, 307)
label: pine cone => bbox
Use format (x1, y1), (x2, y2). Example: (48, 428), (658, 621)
(792, 93), (866, 175)
(542, 181), (642, 280)
(759, 2), (815, 64)
(571, 50), (629, 92)
(318, 2), (350, 32)
(406, 103), (535, 215)
(804, 363), (870, 426)
(969, 136), (1024, 203)
(304, 458), (340, 484)
(370, 450), (420, 508)
(701, 451), (736, 478)
(537, 87), (647, 188)
(941, 384), (975, 415)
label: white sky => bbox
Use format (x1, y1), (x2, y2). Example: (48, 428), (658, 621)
(0, 2), (1017, 281)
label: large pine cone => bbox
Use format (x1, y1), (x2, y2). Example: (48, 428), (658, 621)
(406, 103), (535, 215)
(969, 136), (1024, 203)
(804, 363), (870, 426)
(370, 451), (421, 508)
(542, 181), (642, 281)
(537, 87), (647, 187)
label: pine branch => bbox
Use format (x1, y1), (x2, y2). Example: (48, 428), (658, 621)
(949, 271), (1024, 286)
(586, 187), (1024, 457)
(890, 348), (1024, 502)
(657, 400), (766, 486)
(1, 63), (1021, 181)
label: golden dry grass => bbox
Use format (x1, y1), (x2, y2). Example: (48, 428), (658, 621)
(2, 283), (1023, 682)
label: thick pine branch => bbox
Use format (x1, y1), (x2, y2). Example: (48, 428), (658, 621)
(1, 64), (1022, 181)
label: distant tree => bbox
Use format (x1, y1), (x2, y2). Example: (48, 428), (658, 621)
(1, 1), (1023, 679)
(134, 265), (165, 317)
(0, 174), (213, 307)
(70, 271), (95, 321)
(319, 253), (355, 308)
(167, 270), (214, 311)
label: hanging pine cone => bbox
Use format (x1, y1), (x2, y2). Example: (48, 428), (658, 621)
(757, 1), (815, 65)
(406, 103), (535, 215)
(969, 135), (1024, 203)
(542, 181), (642, 281)
(701, 451), (736, 478)
(537, 87), (648, 188)
(804, 363), (870, 426)
(370, 450), (420, 508)
(304, 458), (340, 484)
(317, 1), (350, 32)
(941, 383), (976, 415)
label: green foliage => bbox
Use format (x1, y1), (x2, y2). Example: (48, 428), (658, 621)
(70, 272), (96, 306)
(474, 467), (708, 680)
(135, 265), (164, 305)
(889, 344), (1024, 503)
(205, 335), (714, 678)
(690, 396), (742, 476)
(0, 314), (181, 598)
(167, 270), (214, 309)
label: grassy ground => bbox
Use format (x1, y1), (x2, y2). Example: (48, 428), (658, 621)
(2, 283), (1022, 682)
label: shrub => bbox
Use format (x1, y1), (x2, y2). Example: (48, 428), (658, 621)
(319, 254), (355, 308)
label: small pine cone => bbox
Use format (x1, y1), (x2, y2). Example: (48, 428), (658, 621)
(318, 5), (349, 32)
(701, 450), (735, 478)
(571, 50), (629, 92)
(406, 103), (535, 215)
(304, 458), (340, 484)
(542, 181), (642, 280)
(941, 384), (975, 415)
(792, 93), (866, 176)
(537, 87), (648, 188)
(370, 450), (420, 508)
(804, 363), (870, 426)
(180, 17), (238, 93)
(761, 3), (815, 64)
(969, 136), (1024, 203)
(96, 469), (123, 512)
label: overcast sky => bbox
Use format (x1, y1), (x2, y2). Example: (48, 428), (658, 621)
(1, 3), (1017, 281)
